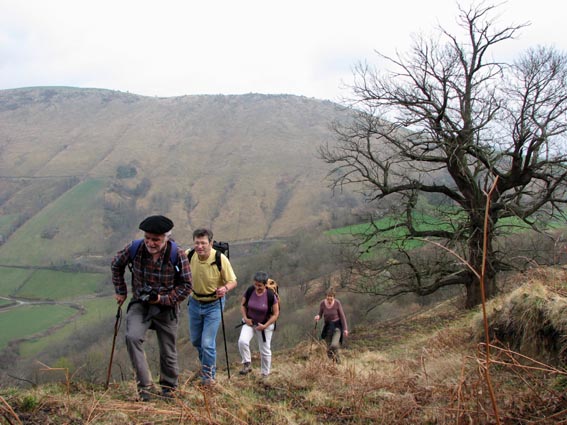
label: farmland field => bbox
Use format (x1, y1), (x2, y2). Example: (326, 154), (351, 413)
(0, 299), (15, 307)
(0, 304), (78, 350)
(0, 266), (34, 296)
(327, 212), (566, 254)
(0, 213), (19, 239)
(0, 178), (108, 266)
(17, 296), (117, 357)
(14, 269), (106, 300)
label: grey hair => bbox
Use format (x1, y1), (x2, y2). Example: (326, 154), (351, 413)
(253, 271), (269, 284)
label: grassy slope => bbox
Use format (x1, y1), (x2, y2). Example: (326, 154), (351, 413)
(0, 178), (108, 266)
(17, 296), (115, 358)
(0, 269), (106, 351)
(0, 89), (349, 254)
(14, 270), (104, 300)
(0, 267), (34, 296)
(2, 267), (567, 424)
(2, 209), (563, 373)
(0, 304), (78, 349)
(0, 91), (354, 354)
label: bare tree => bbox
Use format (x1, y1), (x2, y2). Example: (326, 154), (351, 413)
(320, 3), (567, 308)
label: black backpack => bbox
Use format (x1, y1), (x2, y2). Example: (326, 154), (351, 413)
(243, 280), (279, 331)
(185, 240), (230, 271)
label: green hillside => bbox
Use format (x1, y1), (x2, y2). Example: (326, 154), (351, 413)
(0, 304), (78, 349)
(0, 179), (107, 266)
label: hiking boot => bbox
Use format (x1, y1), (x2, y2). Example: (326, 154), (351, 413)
(160, 386), (176, 399)
(139, 387), (153, 402)
(198, 379), (216, 392)
(239, 362), (252, 375)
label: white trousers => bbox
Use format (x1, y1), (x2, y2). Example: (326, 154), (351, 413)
(238, 323), (275, 376)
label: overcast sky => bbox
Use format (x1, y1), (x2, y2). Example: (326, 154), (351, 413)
(1, 0), (565, 102)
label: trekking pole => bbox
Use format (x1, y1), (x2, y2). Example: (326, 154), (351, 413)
(220, 299), (231, 379)
(105, 301), (123, 390)
(308, 320), (318, 358)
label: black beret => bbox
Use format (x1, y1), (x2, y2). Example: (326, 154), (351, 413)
(139, 215), (174, 234)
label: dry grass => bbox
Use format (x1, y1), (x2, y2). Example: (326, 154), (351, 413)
(473, 267), (567, 366)
(3, 267), (567, 424)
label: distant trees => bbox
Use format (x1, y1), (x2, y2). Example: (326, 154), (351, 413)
(115, 164), (137, 179)
(41, 226), (59, 239)
(320, 3), (567, 308)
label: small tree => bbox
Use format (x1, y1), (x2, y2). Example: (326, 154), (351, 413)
(320, 3), (567, 308)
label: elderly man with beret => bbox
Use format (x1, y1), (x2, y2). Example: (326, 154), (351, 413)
(111, 215), (192, 401)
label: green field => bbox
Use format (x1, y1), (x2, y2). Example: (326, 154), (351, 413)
(14, 269), (105, 300)
(327, 211), (565, 254)
(0, 213), (19, 239)
(17, 296), (117, 357)
(0, 267), (107, 353)
(0, 178), (108, 266)
(327, 213), (456, 252)
(0, 299), (15, 307)
(0, 304), (78, 350)
(0, 266), (34, 296)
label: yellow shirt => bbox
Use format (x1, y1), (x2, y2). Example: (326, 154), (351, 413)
(188, 248), (237, 302)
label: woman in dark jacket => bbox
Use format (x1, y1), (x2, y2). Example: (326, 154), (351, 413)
(314, 288), (348, 363)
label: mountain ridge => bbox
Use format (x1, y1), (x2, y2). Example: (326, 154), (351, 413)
(0, 87), (359, 267)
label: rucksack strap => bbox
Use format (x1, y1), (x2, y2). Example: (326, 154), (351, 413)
(243, 285), (254, 307)
(244, 286), (275, 309)
(128, 239), (179, 272)
(127, 239), (143, 272)
(187, 248), (222, 272)
(243, 286), (277, 331)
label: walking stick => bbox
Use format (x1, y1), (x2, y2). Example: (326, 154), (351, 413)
(308, 320), (318, 358)
(105, 301), (123, 390)
(220, 298), (231, 379)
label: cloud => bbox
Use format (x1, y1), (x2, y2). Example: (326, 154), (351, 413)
(0, 0), (565, 101)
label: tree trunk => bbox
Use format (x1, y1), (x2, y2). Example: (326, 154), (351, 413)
(464, 221), (498, 308)
(464, 272), (497, 309)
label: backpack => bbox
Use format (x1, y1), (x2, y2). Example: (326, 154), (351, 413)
(127, 239), (180, 272)
(244, 278), (279, 330)
(186, 240), (230, 271)
(266, 278), (279, 299)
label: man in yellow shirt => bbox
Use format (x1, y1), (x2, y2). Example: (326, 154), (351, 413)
(187, 228), (237, 385)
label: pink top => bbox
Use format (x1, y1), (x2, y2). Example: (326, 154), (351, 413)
(318, 299), (348, 332)
(247, 289), (278, 324)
